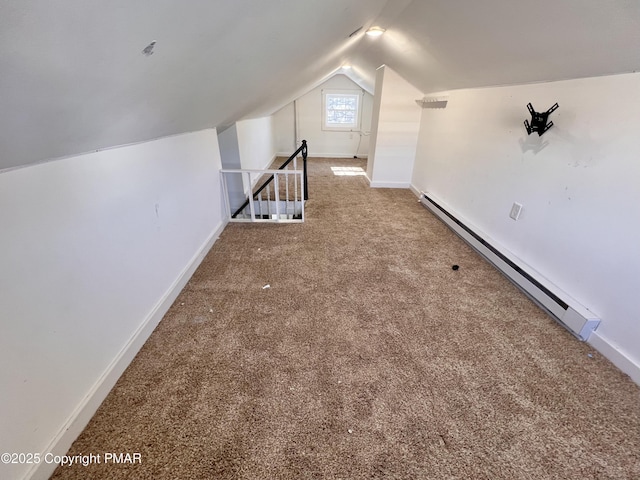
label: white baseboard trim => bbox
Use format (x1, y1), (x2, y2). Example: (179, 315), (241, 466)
(409, 183), (421, 198)
(370, 180), (411, 188)
(25, 220), (227, 480)
(588, 331), (640, 386)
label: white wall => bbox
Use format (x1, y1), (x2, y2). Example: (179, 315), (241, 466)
(218, 124), (241, 169)
(412, 73), (640, 383)
(217, 125), (246, 214)
(366, 67), (384, 182)
(367, 65), (423, 188)
(0, 130), (226, 480)
(273, 103), (296, 155)
(273, 74), (374, 158)
(236, 116), (276, 170)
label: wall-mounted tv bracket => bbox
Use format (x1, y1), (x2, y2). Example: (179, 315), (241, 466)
(524, 102), (558, 136)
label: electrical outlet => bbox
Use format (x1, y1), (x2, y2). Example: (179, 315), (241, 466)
(510, 202), (523, 221)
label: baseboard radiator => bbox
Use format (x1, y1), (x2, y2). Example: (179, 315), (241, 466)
(419, 193), (600, 341)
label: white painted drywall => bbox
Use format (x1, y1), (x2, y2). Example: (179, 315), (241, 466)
(0, 0), (390, 170)
(347, 1), (640, 96)
(412, 73), (640, 383)
(236, 117), (277, 170)
(367, 65), (423, 188)
(273, 103), (297, 155)
(273, 74), (374, 158)
(0, 130), (225, 480)
(218, 124), (246, 215)
(218, 124), (242, 169)
(366, 67), (384, 182)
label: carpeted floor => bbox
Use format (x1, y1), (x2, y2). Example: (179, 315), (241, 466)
(52, 157), (640, 479)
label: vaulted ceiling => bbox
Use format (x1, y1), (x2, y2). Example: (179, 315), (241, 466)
(2, 0), (639, 170)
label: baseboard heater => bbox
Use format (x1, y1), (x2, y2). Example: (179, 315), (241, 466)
(419, 193), (600, 341)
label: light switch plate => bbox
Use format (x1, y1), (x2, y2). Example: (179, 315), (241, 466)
(510, 202), (523, 220)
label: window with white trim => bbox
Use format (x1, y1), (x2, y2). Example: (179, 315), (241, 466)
(322, 90), (362, 131)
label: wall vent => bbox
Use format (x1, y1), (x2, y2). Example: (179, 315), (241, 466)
(416, 96), (449, 109)
(419, 192), (600, 340)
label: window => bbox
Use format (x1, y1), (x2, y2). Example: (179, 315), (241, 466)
(323, 90), (361, 131)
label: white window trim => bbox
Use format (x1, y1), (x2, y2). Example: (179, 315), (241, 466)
(322, 89), (363, 132)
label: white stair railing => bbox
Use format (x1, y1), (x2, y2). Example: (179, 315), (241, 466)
(221, 168), (305, 223)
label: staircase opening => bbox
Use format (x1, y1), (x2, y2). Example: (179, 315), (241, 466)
(221, 140), (308, 223)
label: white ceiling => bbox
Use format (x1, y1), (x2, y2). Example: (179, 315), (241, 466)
(2, 0), (639, 170)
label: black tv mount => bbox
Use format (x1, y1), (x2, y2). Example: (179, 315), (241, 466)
(524, 102), (558, 136)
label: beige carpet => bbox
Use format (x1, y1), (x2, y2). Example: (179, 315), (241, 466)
(52, 157), (639, 479)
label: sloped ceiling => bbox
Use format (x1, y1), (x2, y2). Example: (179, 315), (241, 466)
(2, 0), (639, 170)
(349, 0), (640, 94)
